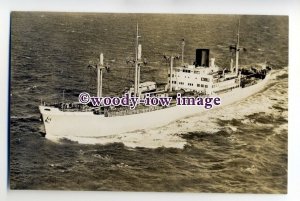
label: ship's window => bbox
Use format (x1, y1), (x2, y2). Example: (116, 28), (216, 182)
(197, 84), (200, 87)
(205, 85), (208, 88)
(201, 84), (204, 87)
(44, 108), (51, 111)
(168, 74), (170, 77)
(201, 77), (209, 82)
(172, 74), (175, 77)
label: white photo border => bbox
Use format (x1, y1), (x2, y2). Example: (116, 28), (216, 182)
(1, 0), (299, 201)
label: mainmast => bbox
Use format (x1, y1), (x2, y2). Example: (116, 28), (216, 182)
(134, 23), (142, 97)
(170, 56), (174, 92)
(235, 19), (240, 75)
(97, 53), (105, 98)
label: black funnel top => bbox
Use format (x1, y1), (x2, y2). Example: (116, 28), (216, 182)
(195, 49), (209, 67)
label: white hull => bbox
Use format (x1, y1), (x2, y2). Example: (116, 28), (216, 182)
(39, 75), (270, 138)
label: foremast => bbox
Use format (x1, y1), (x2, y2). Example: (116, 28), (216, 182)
(235, 19), (240, 75)
(88, 53), (108, 98)
(97, 53), (105, 97)
(134, 23), (142, 97)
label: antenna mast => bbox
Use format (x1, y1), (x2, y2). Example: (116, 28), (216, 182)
(181, 39), (185, 65)
(134, 23), (141, 97)
(235, 19), (240, 75)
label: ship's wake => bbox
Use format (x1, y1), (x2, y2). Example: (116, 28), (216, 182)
(47, 67), (288, 149)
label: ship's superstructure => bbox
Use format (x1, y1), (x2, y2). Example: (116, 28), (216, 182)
(167, 49), (240, 95)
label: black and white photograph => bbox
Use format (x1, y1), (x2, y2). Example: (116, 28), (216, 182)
(9, 12), (288, 193)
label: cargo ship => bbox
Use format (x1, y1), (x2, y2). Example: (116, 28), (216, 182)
(39, 22), (271, 139)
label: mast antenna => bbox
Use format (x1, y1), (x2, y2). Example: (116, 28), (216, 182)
(181, 39), (185, 65)
(126, 23), (147, 97)
(235, 18), (240, 75)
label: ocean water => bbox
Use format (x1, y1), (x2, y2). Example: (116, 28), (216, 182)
(9, 12), (288, 193)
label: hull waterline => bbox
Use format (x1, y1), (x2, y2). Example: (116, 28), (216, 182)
(39, 74), (270, 138)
